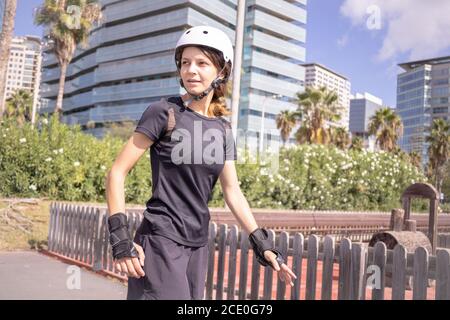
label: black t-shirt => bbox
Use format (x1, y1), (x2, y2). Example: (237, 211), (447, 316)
(134, 96), (237, 247)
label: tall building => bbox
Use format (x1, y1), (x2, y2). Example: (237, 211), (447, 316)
(238, 1), (307, 152)
(0, 0), (5, 33)
(1, 35), (43, 114)
(39, 0), (307, 151)
(397, 55), (450, 161)
(303, 62), (351, 129)
(349, 92), (384, 150)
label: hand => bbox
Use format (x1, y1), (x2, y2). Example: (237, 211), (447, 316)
(114, 242), (145, 279)
(264, 250), (297, 287)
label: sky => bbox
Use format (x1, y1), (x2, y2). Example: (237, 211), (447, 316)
(12, 0), (450, 109)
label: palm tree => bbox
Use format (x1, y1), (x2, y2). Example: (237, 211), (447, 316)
(350, 136), (364, 151)
(276, 110), (297, 146)
(330, 127), (351, 150)
(0, 0), (17, 120)
(408, 151), (422, 170)
(368, 107), (403, 152)
(34, 0), (102, 115)
(295, 86), (342, 145)
(426, 118), (450, 194)
(5, 89), (33, 125)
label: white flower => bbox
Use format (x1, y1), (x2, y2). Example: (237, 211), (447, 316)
(19, 138), (26, 143)
(59, 148), (63, 154)
(290, 183), (295, 188)
(74, 161), (80, 167)
(45, 157), (52, 162)
(29, 185), (37, 191)
(343, 198), (347, 202)
(2, 134), (5, 138)
(270, 178), (275, 183)
(53, 150), (58, 155)
(295, 186), (300, 191)
(42, 118), (48, 125)
(101, 165), (106, 170)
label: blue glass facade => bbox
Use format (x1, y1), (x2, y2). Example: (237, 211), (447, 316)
(397, 56), (450, 162)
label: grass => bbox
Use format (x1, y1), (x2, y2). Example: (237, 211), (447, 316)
(0, 198), (51, 251)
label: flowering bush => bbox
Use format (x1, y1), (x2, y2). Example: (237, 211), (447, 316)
(1, 117), (426, 211)
(0, 115), (151, 203)
(210, 144), (427, 211)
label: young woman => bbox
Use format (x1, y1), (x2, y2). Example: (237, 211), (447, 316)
(105, 26), (296, 300)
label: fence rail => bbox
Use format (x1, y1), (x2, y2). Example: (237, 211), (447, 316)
(47, 202), (450, 300)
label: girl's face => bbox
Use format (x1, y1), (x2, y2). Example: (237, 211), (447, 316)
(180, 46), (221, 96)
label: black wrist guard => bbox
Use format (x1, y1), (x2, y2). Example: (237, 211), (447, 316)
(249, 228), (285, 269)
(107, 213), (138, 260)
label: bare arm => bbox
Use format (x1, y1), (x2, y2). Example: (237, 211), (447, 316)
(106, 132), (153, 216)
(219, 161), (297, 286)
(219, 160), (258, 234)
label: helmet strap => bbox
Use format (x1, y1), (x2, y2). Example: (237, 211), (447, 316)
(183, 64), (228, 103)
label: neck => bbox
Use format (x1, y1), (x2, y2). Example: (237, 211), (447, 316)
(181, 91), (215, 117)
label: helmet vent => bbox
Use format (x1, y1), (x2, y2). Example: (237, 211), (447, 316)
(203, 30), (208, 34)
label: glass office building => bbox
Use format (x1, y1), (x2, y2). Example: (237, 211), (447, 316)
(39, 0), (307, 151)
(0, 0), (5, 33)
(397, 56), (450, 161)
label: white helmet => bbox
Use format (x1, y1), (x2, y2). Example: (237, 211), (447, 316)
(175, 26), (234, 67)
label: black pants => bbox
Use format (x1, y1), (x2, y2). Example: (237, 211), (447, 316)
(127, 220), (209, 300)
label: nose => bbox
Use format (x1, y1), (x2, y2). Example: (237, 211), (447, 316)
(186, 62), (198, 75)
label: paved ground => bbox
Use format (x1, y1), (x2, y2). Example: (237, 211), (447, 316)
(0, 251), (127, 300)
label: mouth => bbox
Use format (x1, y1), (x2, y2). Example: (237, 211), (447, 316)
(187, 79), (201, 83)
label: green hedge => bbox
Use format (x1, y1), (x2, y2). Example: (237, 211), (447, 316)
(0, 116), (426, 210)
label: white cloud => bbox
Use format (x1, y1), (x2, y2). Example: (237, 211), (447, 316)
(340, 0), (450, 61)
(337, 34), (349, 48)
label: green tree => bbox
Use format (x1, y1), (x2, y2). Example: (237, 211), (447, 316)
(408, 151), (422, 170)
(34, 0), (102, 115)
(5, 89), (33, 125)
(368, 107), (403, 152)
(295, 86), (342, 145)
(330, 127), (351, 150)
(426, 118), (450, 194)
(276, 110), (297, 146)
(350, 136), (364, 151)
(0, 0), (17, 119)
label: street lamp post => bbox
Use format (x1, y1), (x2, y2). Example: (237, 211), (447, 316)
(259, 94), (281, 154)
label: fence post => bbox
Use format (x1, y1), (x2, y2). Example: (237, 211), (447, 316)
(276, 231), (289, 300)
(436, 248), (450, 300)
(262, 229), (275, 300)
(290, 233), (304, 300)
(216, 224), (228, 300)
(305, 234), (319, 300)
(93, 208), (103, 271)
(227, 225), (239, 300)
(372, 242), (387, 300)
(205, 222), (217, 300)
(392, 244), (407, 300)
(238, 229), (249, 300)
(321, 235), (335, 300)
(350, 242), (367, 300)
(413, 247), (429, 300)
(338, 238), (352, 300)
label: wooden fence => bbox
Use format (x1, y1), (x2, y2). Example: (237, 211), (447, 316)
(47, 202), (450, 300)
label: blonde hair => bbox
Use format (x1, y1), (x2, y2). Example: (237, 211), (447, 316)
(176, 45), (232, 117)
